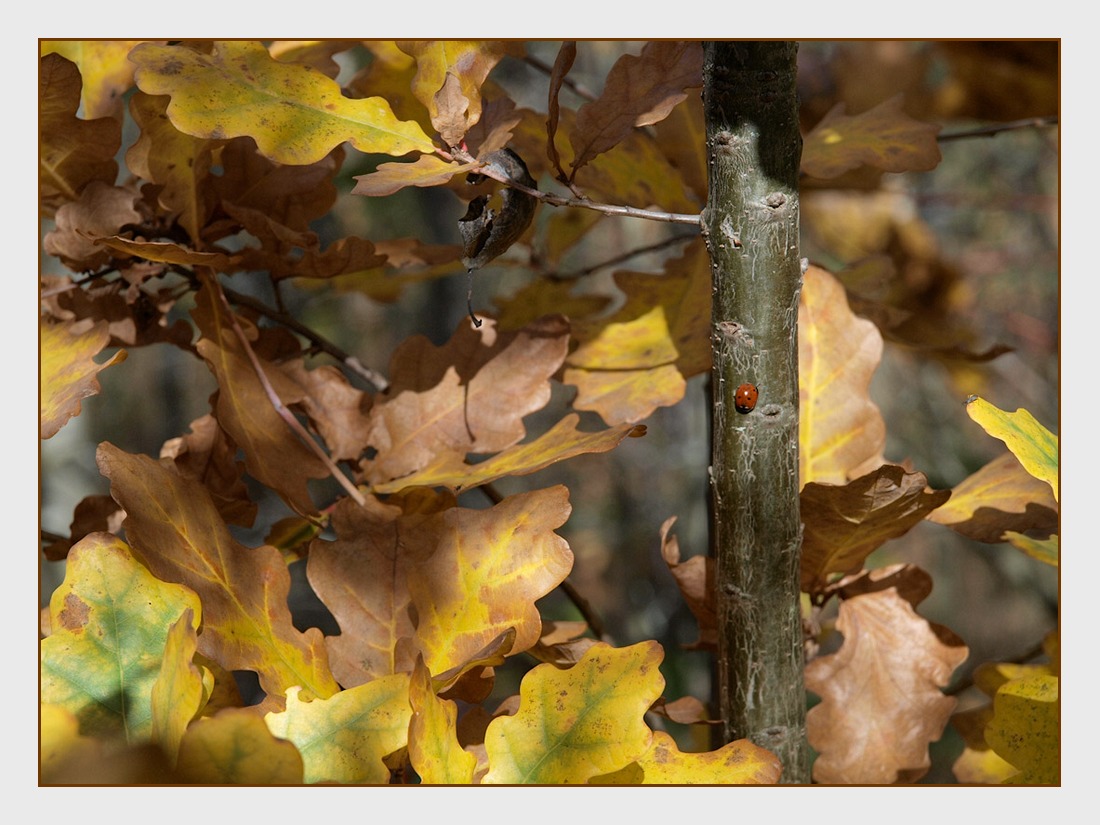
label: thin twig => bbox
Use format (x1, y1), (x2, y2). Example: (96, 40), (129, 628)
(552, 232), (697, 280)
(444, 147), (702, 226)
(220, 284), (389, 393)
(938, 116), (1058, 142)
(523, 53), (598, 102)
(210, 276), (368, 508)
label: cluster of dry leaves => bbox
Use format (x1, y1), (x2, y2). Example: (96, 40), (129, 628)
(40, 40), (1057, 785)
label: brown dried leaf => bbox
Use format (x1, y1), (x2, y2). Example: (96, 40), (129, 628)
(39, 53), (120, 215)
(653, 92), (707, 205)
(43, 182), (141, 271)
(570, 41), (703, 175)
(191, 281), (330, 515)
(800, 265), (886, 486)
(351, 155), (480, 197)
(928, 451), (1059, 543)
(800, 465), (951, 594)
(659, 517), (716, 650)
(362, 315), (569, 486)
(41, 495), (125, 562)
(806, 588), (968, 784)
(527, 621), (598, 668)
(546, 41), (577, 179)
(279, 362), (373, 463)
(802, 94), (942, 179)
(159, 414), (257, 527)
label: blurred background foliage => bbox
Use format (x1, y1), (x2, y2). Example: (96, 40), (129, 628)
(40, 40), (1058, 778)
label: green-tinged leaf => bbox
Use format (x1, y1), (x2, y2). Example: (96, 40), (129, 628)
(40, 533), (202, 742)
(151, 609), (212, 765)
(802, 94), (942, 179)
(985, 674), (1059, 784)
(408, 658), (478, 784)
(176, 708), (305, 784)
(96, 443), (340, 702)
(482, 641), (663, 784)
(590, 731), (781, 784)
(40, 319), (127, 439)
(265, 679), (412, 784)
(1003, 531), (1058, 566)
(130, 40), (437, 165)
(965, 396), (1058, 501)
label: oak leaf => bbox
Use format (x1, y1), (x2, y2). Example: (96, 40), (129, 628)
(800, 464), (951, 594)
(264, 678), (412, 784)
(41, 40), (146, 119)
(526, 621), (599, 668)
(590, 731), (781, 785)
(659, 516), (715, 649)
(351, 154), (480, 197)
(654, 92), (708, 205)
(43, 181), (142, 271)
(406, 486), (574, 676)
(362, 315), (569, 487)
(368, 413), (645, 494)
(176, 707), (305, 784)
(40, 494), (124, 562)
(130, 40), (437, 165)
(279, 361), (373, 463)
(950, 703), (1018, 784)
(482, 641), (664, 784)
(928, 451), (1058, 544)
(805, 587), (968, 783)
(160, 414), (257, 527)
(39, 53), (120, 213)
(964, 396), (1058, 501)
(150, 609), (212, 765)
(40, 533), (202, 741)
(802, 94), (942, 179)
(985, 674), (1059, 784)
(408, 657), (478, 784)
(564, 240), (710, 425)
(191, 281), (331, 515)
(126, 91), (219, 244)
(97, 443), (340, 702)
(800, 265), (886, 486)
(397, 40), (521, 148)
(40, 318), (127, 439)
(570, 41), (703, 176)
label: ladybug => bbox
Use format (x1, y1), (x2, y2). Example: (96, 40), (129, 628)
(734, 383), (759, 414)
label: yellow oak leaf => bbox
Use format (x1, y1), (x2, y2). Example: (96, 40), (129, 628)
(130, 40), (436, 165)
(985, 674), (1059, 784)
(150, 608), (212, 766)
(482, 641), (664, 784)
(352, 154), (480, 197)
(176, 707), (304, 784)
(590, 731), (781, 784)
(951, 704), (1018, 784)
(40, 318), (126, 439)
(40, 533), (202, 742)
(96, 443), (340, 702)
(370, 413), (645, 494)
(265, 679), (412, 785)
(397, 40), (521, 148)
(964, 396), (1058, 502)
(408, 657), (478, 784)
(806, 588), (968, 784)
(407, 486), (574, 676)
(928, 451), (1058, 543)
(799, 265), (886, 486)
(564, 240), (710, 425)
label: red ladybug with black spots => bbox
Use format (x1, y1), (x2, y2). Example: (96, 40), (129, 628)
(734, 383), (759, 414)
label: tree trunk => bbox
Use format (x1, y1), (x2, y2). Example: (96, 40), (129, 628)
(702, 41), (809, 784)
